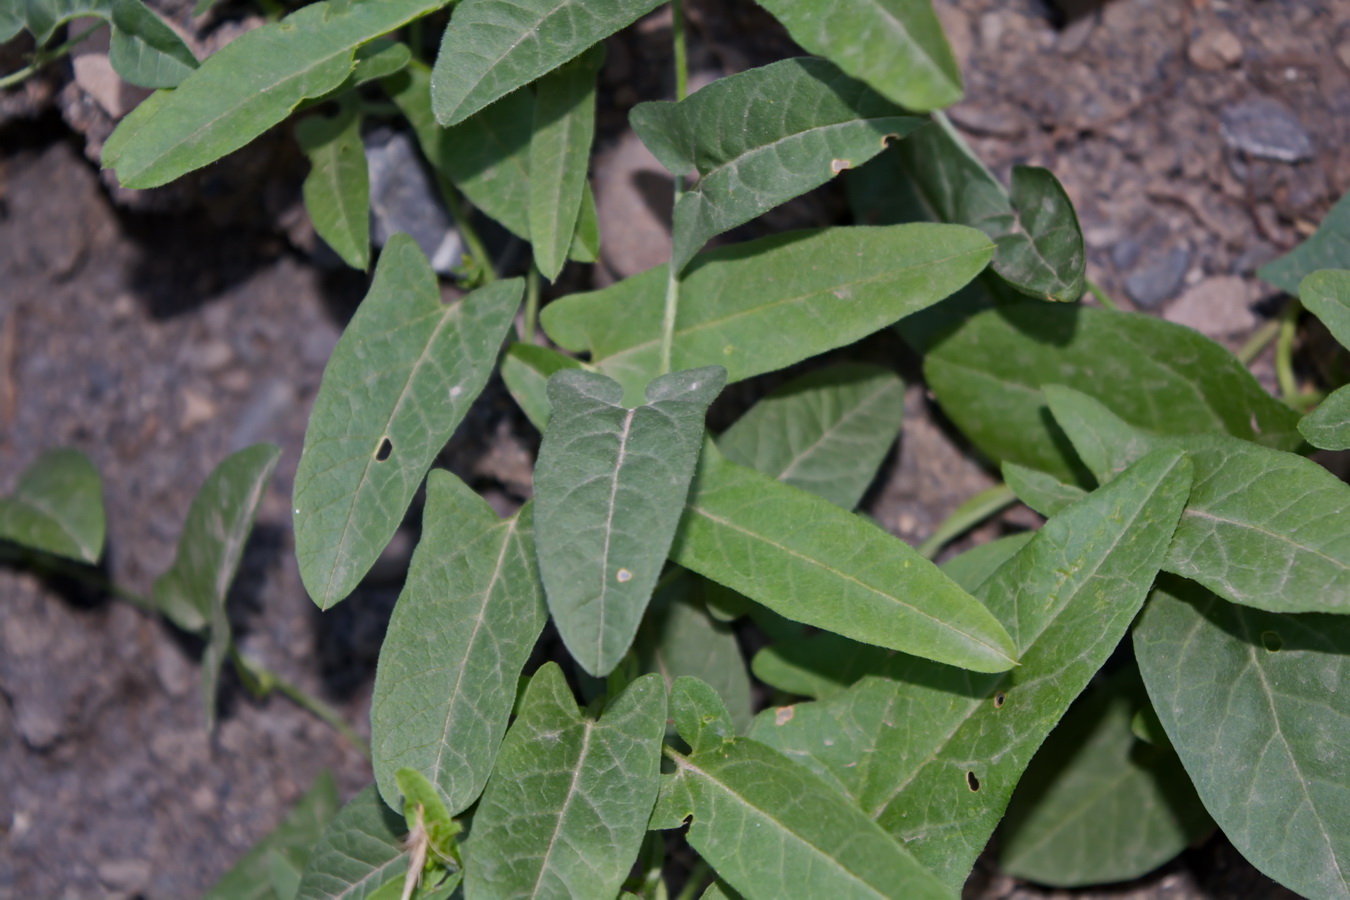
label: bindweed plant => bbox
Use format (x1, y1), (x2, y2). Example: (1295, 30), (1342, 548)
(4, 0), (1350, 897)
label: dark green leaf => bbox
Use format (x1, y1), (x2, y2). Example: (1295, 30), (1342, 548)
(1135, 577), (1350, 900)
(936, 532), (1035, 592)
(296, 95), (370, 270)
(631, 57), (922, 271)
(431, 0), (662, 126)
(542, 223), (993, 406)
(23, 0), (197, 88)
(371, 472), (547, 813)
(1259, 190), (1350, 294)
(672, 441), (1018, 673)
(465, 664), (666, 900)
(296, 786), (410, 900)
(1301, 269), (1350, 349)
(921, 301), (1304, 483)
(1300, 385), (1350, 451)
(1001, 461), (1086, 517)
(0, 448), (105, 564)
(535, 367), (725, 676)
(293, 236), (522, 609)
(499, 343), (585, 432)
(716, 364), (904, 510)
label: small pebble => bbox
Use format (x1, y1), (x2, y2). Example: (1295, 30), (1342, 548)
(1220, 97), (1314, 163)
(1125, 246), (1191, 308)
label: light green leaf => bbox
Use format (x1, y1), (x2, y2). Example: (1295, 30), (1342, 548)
(542, 223), (993, 406)
(535, 367), (726, 676)
(998, 667), (1212, 887)
(499, 343), (584, 431)
(203, 771), (340, 900)
(155, 444), (280, 727)
(0, 4), (22, 42)
(293, 236), (522, 609)
(1135, 577), (1350, 900)
(716, 364), (904, 510)
(465, 664), (666, 900)
(937, 531), (1036, 592)
(529, 45), (602, 281)
(431, 0), (661, 126)
(1300, 385), (1350, 451)
(1301, 269), (1350, 349)
(654, 678), (952, 900)
(1001, 461), (1086, 517)
(395, 767), (462, 864)
(921, 301), (1304, 483)
(1045, 385), (1350, 614)
(635, 570), (753, 733)
(371, 472), (547, 812)
(296, 786), (410, 900)
(103, 0), (442, 188)
(672, 441), (1018, 673)
(754, 0), (961, 112)
(631, 57), (922, 272)
(0, 448), (105, 564)
(22, 0), (197, 88)
(1259, 189), (1350, 294)
(569, 184), (600, 262)
(296, 95), (371, 271)
(749, 450), (1191, 889)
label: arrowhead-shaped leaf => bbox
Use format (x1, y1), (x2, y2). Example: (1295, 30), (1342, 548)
(535, 367), (725, 676)
(155, 443), (281, 728)
(371, 472), (547, 812)
(296, 95), (371, 270)
(631, 57), (923, 271)
(920, 301), (1303, 483)
(716, 364), (905, 510)
(748, 450), (1191, 889)
(103, 0), (443, 188)
(541, 223), (993, 406)
(499, 343), (585, 431)
(293, 236), (521, 609)
(1259, 190), (1350, 294)
(1135, 577), (1350, 900)
(671, 441), (1018, 673)
(431, 0), (662, 126)
(1045, 385), (1350, 614)
(295, 786), (412, 900)
(1301, 269), (1350, 349)
(0, 448), (105, 564)
(997, 667), (1212, 887)
(754, 0), (962, 112)
(1300, 385), (1350, 451)
(654, 677), (952, 900)
(465, 664), (666, 900)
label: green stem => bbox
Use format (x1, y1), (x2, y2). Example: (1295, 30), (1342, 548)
(917, 484), (1018, 560)
(1276, 298), (1302, 406)
(671, 0), (688, 103)
(231, 647), (371, 760)
(0, 21), (105, 90)
(658, 0), (691, 376)
(1085, 279), (1119, 311)
(433, 170), (497, 284)
(1237, 318), (1281, 366)
(673, 860), (711, 900)
(523, 262), (541, 343)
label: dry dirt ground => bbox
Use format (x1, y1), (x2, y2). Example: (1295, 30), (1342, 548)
(1, 0), (1346, 897)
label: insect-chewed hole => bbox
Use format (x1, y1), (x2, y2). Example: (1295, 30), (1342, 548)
(1261, 630), (1283, 652)
(966, 771), (981, 792)
(993, 692), (1006, 709)
(375, 437), (393, 462)
(616, 568), (633, 583)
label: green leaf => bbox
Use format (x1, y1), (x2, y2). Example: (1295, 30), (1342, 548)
(748, 450), (1191, 889)
(0, 4), (22, 42)
(655, 678), (952, 900)
(296, 95), (371, 271)
(1001, 461), (1086, 517)
(1135, 577), (1350, 900)
(464, 664), (667, 900)
(997, 667), (1212, 887)
(155, 444), (280, 727)
(22, 0), (197, 88)
(0, 448), (105, 564)
(296, 786), (411, 900)
(635, 570), (753, 733)
(103, 0), (442, 188)
(994, 165), (1087, 302)
(1259, 189), (1350, 294)
(1300, 269), (1350, 349)
(499, 343), (585, 431)
(1300, 385), (1350, 451)
(431, 0), (661, 126)
(754, 0), (962, 112)
(569, 184), (601, 262)
(529, 45), (602, 281)
(542, 223), (993, 406)
(395, 767), (462, 863)
(631, 57), (923, 272)
(293, 236), (522, 609)
(1046, 385), (1350, 614)
(534, 367), (726, 676)
(371, 472), (547, 812)
(936, 532), (1036, 592)
(203, 771), (340, 900)
(672, 441), (1018, 673)
(716, 364), (904, 510)
(921, 301), (1304, 483)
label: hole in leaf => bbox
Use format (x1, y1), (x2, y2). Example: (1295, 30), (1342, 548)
(375, 437), (393, 462)
(966, 771), (980, 792)
(993, 692), (1006, 709)
(1262, 630), (1283, 652)
(616, 568), (633, 583)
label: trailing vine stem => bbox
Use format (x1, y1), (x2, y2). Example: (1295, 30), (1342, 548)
(658, 0), (690, 376)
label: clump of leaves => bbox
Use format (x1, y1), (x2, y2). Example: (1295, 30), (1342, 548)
(5, 0), (1350, 897)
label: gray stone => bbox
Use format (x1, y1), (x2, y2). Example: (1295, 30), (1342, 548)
(1111, 237), (1142, 270)
(1220, 97), (1314, 163)
(364, 129), (463, 274)
(1125, 245), (1191, 308)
